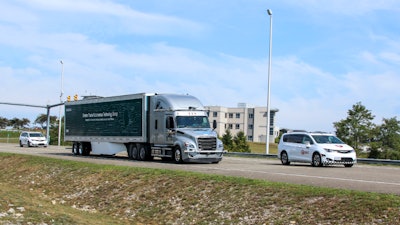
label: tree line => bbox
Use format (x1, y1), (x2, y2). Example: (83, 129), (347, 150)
(333, 102), (400, 160)
(0, 114), (58, 129)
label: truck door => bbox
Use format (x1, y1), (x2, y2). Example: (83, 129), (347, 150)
(164, 115), (175, 145)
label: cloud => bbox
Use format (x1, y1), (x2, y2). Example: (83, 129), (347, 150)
(282, 0), (400, 16)
(17, 0), (205, 36)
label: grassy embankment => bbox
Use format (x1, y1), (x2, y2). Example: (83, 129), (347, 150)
(1, 153), (399, 224)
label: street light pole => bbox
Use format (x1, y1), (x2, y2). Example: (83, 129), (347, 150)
(58, 60), (64, 146)
(266, 9), (273, 154)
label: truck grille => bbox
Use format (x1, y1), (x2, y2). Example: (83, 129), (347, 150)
(198, 137), (217, 151)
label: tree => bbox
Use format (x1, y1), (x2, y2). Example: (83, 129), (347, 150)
(377, 117), (400, 150)
(34, 114), (58, 129)
(0, 117), (8, 129)
(232, 131), (250, 153)
(373, 117), (400, 159)
(8, 117), (30, 129)
(333, 102), (375, 152)
(221, 129), (234, 151)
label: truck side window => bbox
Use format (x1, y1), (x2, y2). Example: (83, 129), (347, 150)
(166, 116), (174, 129)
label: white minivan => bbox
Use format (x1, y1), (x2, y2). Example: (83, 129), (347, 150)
(277, 132), (356, 167)
(19, 131), (48, 147)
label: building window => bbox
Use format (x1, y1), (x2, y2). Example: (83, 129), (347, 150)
(247, 136), (253, 141)
(236, 113), (240, 118)
(248, 124), (253, 129)
(213, 112), (218, 117)
(249, 113), (254, 119)
(229, 113), (233, 118)
(235, 124), (240, 129)
(225, 113), (227, 118)
(228, 124), (233, 129)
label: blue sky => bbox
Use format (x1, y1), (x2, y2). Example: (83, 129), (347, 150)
(1, 0), (400, 133)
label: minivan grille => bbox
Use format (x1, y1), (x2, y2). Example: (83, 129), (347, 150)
(198, 137), (217, 151)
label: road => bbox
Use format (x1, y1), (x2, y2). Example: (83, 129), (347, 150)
(1, 143), (400, 195)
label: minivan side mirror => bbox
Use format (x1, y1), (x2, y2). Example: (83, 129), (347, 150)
(304, 141), (311, 148)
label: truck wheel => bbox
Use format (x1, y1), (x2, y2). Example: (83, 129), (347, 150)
(173, 147), (183, 164)
(138, 145), (147, 161)
(128, 144), (138, 160)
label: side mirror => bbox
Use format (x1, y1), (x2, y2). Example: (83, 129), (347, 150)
(213, 120), (217, 129)
(304, 141), (311, 148)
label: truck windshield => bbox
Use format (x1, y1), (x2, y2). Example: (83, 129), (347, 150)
(176, 116), (210, 128)
(311, 135), (344, 144)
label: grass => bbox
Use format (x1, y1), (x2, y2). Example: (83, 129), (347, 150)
(249, 142), (278, 154)
(0, 153), (399, 224)
(0, 130), (20, 144)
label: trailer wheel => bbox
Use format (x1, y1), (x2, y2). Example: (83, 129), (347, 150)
(72, 142), (80, 155)
(173, 146), (183, 164)
(128, 144), (138, 160)
(81, 142), (91, 156)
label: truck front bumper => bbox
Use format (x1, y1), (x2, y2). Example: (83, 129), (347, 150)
(184, 150), (224, 163)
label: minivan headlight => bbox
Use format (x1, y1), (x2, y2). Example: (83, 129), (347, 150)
(324, 148), (334, 153)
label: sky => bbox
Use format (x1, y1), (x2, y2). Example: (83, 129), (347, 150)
(1, 0), (400, 133)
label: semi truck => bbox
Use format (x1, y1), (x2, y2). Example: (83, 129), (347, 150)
(64, 93), (224, 163)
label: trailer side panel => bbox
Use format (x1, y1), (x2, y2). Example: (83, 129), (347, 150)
(65, 97), (144, 142)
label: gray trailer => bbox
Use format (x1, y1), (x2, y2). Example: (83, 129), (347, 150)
(64, 93), (224, 163)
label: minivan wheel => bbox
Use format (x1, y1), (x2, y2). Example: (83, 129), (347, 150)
(19, 141), (23, 147)
(280, 151), (290, 165)
(312, 153), (323, 167)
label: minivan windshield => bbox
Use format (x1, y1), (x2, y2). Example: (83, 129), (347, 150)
(176, 116), (210, 128)
(312, 135), (344, 144)
(29, 133), (44, 137)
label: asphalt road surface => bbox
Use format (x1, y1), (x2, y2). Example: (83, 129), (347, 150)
(1, 143), (400, 195)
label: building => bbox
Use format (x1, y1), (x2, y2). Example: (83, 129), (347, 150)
(205, 104), (279, 143)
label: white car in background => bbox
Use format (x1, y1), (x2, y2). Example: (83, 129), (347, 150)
(277, 132), (356, 167)
(19, 131), (48, 147)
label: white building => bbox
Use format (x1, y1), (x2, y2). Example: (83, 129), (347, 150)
(205, 104), (279, 143)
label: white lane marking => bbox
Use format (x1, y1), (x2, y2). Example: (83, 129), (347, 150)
(189, 165), (400, 187)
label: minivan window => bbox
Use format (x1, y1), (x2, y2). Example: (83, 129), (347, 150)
(312, 135), (344, 144)
(29, 133), (44, 137)
(283, 134), (303, 143)
(303, 135), (313, 144)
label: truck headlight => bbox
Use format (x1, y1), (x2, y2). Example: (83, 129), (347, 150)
(217, 140), (224, 149)
(184, 142), (195, 149)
